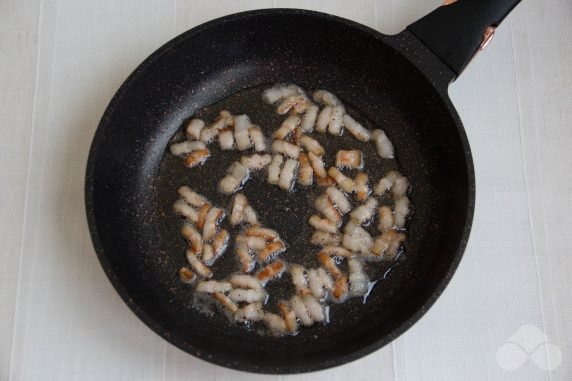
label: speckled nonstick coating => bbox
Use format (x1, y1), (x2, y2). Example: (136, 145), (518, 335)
(85, 9), (475, 374)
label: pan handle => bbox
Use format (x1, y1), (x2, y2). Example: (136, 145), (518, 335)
(407, 0), (522, 78)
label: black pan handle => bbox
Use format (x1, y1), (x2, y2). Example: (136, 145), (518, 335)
(407, 0), (522, 78)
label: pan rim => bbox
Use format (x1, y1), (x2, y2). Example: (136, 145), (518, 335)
(85, 8), (475, 374)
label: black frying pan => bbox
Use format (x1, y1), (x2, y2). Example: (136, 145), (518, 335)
(86, 0), (521, 374)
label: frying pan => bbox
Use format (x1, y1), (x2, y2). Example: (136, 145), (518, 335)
(85, 0), (521, 374)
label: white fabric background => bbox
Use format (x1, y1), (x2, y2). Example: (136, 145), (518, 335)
(1, 0), (570, 380)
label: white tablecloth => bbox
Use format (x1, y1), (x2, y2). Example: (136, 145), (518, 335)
(1, 1), (570, 380)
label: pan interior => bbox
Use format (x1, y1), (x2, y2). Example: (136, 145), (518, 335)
(87, 11), (471, 373)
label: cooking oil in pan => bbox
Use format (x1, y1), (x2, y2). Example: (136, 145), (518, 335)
(157, 83), (411, 336)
